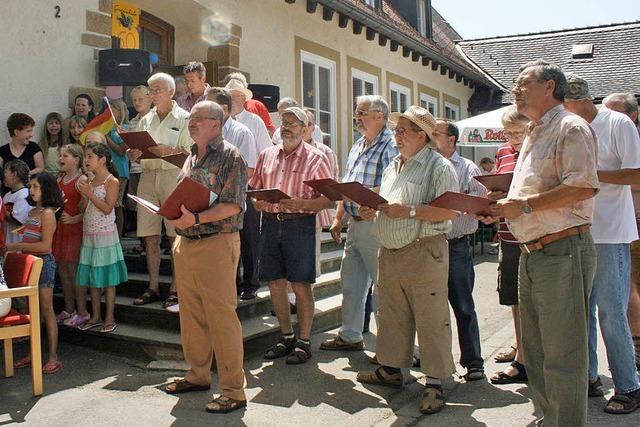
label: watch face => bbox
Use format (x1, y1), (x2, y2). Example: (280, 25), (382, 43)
(523, 203), (532, 214)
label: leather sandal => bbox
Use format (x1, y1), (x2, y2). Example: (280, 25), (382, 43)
(286, 340), (312, 365)
(133, 288), (160, 306)
(463, 367), (486, 382)
(165, 378), (211, 394)
(264, 335), (296, 359)
(494, 346), (517, 363)
(420, 384), (446, 414)
(319, 336), (364, 351)
(491, 361), (528, 384)
(356, 366), (403, 388)
(588, 376), (604, 397)
(205, 396), (247, 414)
(604, 390), (640, 414)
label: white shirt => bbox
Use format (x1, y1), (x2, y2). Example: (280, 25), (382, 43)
(235, 109), (272, 153)
(136, 101), (191, 171)
(591, 108), (640, 243)
(272, 125), (323, 145)
(222, 117), (258, 168)
(3, 187), (30, 244)
(446, 151), (486, 239)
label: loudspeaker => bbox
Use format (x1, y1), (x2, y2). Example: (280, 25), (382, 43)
(98, 49), (150, 86)
(248, 84), (280, 112)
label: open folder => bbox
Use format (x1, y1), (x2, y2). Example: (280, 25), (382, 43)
(246, 189), (291, 204)
(303, 178), (343, 201)
(429, 191), (495, 216)
(331, 181), (387, 209)
(120, 130), (189, 168)
(473, 172), (513, 193)
(127, 177), (217, 220)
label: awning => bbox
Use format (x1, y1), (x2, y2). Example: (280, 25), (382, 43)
(456, 106), (512, 146)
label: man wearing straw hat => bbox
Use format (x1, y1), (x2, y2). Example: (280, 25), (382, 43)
(356, 105), (458, 415)
(225, 79), (272, 153)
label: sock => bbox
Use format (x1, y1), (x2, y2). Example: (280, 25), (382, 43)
(426, 376), (442, 386)
(287, 293), (296, 305)
(298, 338), (310, 345)
(282, 332), (295, 341)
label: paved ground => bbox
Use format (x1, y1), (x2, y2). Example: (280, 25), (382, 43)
(1, 253), (638, 426)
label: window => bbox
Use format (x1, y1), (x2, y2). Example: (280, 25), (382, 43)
(444, 102), (460, 121)
(140, 11), (175, 67)
(364, 0), (377, 7)
(416, 0), (427, 36)
(390, 82), (410, 113)
(301, 51), (336, 150)
(352, 69), (378, 142)
(420, 93), (438, 116)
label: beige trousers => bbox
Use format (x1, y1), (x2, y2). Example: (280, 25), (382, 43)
(173, 232), (246, 401)
(376, 234), (455, 379)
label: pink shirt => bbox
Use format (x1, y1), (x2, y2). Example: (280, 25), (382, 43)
(249, 140), (331, 213)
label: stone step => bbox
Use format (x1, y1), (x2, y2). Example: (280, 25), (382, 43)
(58, 293), (343, 360)
(55, 270), (342, 329)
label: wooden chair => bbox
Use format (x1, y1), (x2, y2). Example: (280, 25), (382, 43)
(0, 252), (43, 396)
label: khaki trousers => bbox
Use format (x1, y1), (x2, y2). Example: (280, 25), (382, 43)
(173, 232), (246, 401)
(376, 235), (455, 379)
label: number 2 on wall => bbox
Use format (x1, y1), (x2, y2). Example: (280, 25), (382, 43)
(54, 5), (61, 18)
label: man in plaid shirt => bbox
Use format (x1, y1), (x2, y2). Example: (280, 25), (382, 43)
(320, 95), (398, 352)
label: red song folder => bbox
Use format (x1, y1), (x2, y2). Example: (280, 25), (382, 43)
(147, 145), (189, 168)
(303, 178), (343, 201)
(331, 182), (388, 209)
(246, 189), (291, 203)
(429, 191), (495, 216)
(119, 131), (160, 160)
(127, 177), (215, 220)
(473, 172), (513, 193)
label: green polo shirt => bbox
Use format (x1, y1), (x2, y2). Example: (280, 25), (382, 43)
(374, 145), (458, 249)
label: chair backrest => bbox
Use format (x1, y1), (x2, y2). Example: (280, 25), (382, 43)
(3, 252), (43, 289)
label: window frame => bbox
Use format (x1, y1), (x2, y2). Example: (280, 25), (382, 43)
(139, 11), (175, 68)
(389, 82), (411, 113)
(420, 92), (438, 116)
(444, 101), (460, 121)
(300, 50), (337, 151)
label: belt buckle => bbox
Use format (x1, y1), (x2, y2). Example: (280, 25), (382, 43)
(521, 243), (532, 254)
(276, 213), (284, 221)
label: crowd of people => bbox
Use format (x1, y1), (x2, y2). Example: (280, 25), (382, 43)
(1, 58), (640, 424)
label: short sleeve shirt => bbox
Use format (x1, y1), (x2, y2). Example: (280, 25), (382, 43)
(245, 99), (276, 134)
(222, 117), (258, 169)
(0, 141), (41, 171)
(177, 138), (248, 237)
(235, 109), (273, 153)
(507, 105), (599, 242)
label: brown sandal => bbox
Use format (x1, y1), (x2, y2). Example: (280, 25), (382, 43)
(356, 367), (403, 387)
(165, 378), (210, 394)
(420, 384), (445, 414)
(205, 396), (247, 414)
(494, 345), (517, 363)
(133, 288), (160, 306)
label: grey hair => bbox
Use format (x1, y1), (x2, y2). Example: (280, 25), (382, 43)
(183, 61), (206, 77)
(278, 97), (299, 109)
(130, 85), (150, 96)
(193, 100), (224, 122)
(501, 105), (529, 127)
(302, 107), (315, 125)
(518, 59), (567, 102)
(221, 72), (248, 87)
(356, 95), (389, 120)
(148, 72), (176, 94)
(603, 93), (639, 119)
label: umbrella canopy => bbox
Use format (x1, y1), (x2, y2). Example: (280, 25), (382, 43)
(456, 106), (512, 147)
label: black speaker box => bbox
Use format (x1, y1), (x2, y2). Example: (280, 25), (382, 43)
(98, 49), (150, 86)
(248, 84), (280, 112)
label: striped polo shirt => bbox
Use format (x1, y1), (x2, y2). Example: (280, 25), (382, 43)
(495, 143), (520, 243)
(374, 146), (458, 250)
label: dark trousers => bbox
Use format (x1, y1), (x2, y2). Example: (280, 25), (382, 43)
(447, 236), (483, 369)
(237, 197), (260, 292)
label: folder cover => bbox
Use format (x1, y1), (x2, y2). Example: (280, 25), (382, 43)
(429, 191), (495, 216)
(303, 178), (343, 201)
(331, 181), (387, 209)
(147, 145), (189, 168)
(473, 172), (513, 193)
(246, 189), (291, 203)
(119, 131), (159, 160)
(127, 176), (216, 220)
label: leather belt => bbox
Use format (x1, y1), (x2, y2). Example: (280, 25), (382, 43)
(352, 215), (364, 222)
(447, 235), (467, 244)
(182, 231), (220, 240)
(520, 225), (590, 254)
(263, 212), (314, 221)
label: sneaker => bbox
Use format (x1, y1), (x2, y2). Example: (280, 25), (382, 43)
(64, 313), (90, 327)
(56, 310), (75, 324)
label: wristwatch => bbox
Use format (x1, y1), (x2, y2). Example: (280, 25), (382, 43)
(521, 199), (533, 214)
(409, 205), (417, 218)
(194, 212), (200, 225)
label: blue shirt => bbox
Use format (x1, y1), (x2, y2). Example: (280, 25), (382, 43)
(342, 127), (397, 216)
(108, 129), (130, 179)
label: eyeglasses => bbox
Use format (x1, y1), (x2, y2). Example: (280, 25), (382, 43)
(188, 115), (218, 121)
(354, 110), (370, 117)
(512, 78), (546, 91)
(148, 88), (167, 95)
(393, 126), (423, 136)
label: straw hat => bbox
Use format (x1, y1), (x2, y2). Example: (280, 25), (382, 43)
(389, 105), (436, 140)
(224, 79), (253, 99)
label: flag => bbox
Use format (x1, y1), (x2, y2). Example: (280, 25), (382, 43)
(79, 97), (116, 145)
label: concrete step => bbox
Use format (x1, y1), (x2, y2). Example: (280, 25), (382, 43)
(55, 270), (342, 329)
(58, 293), (343, 360)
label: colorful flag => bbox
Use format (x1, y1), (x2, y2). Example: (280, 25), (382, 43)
(79, 97), (116, 145)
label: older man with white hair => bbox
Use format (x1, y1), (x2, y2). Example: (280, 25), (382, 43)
(222, 72), (275, 136)
(130, 72), (191, 309)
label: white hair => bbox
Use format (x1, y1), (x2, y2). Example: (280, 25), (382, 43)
(148, 72), (176, 94)
(603, 93), (639, 116)
(356, 95), (389, 121)
(277, 97), (299, 109)
(222, 72), (248, 88)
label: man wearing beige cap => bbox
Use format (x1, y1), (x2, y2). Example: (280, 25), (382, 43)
(356, 105), (458, 415)
(564, 75), (640, 414)
(225, 79), (273, 153)
(481, 60), (598, 427)
(248, 106), (333, 364)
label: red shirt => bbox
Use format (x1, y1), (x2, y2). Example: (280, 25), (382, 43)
(249, 141), (331, 213)
(495, 143), (520, 243)
(245, 99), (275, 134)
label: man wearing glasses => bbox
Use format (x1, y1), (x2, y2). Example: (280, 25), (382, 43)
(320, 95), (398, 353)
(164, 101), (248, 414)
(431, 118), (487, 382)
(480, 60), (598, 426)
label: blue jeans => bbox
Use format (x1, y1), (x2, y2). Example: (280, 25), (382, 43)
(338, 220), (380, 343)
(589, 243), (640, 393)
(448, 236), (483, 369)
